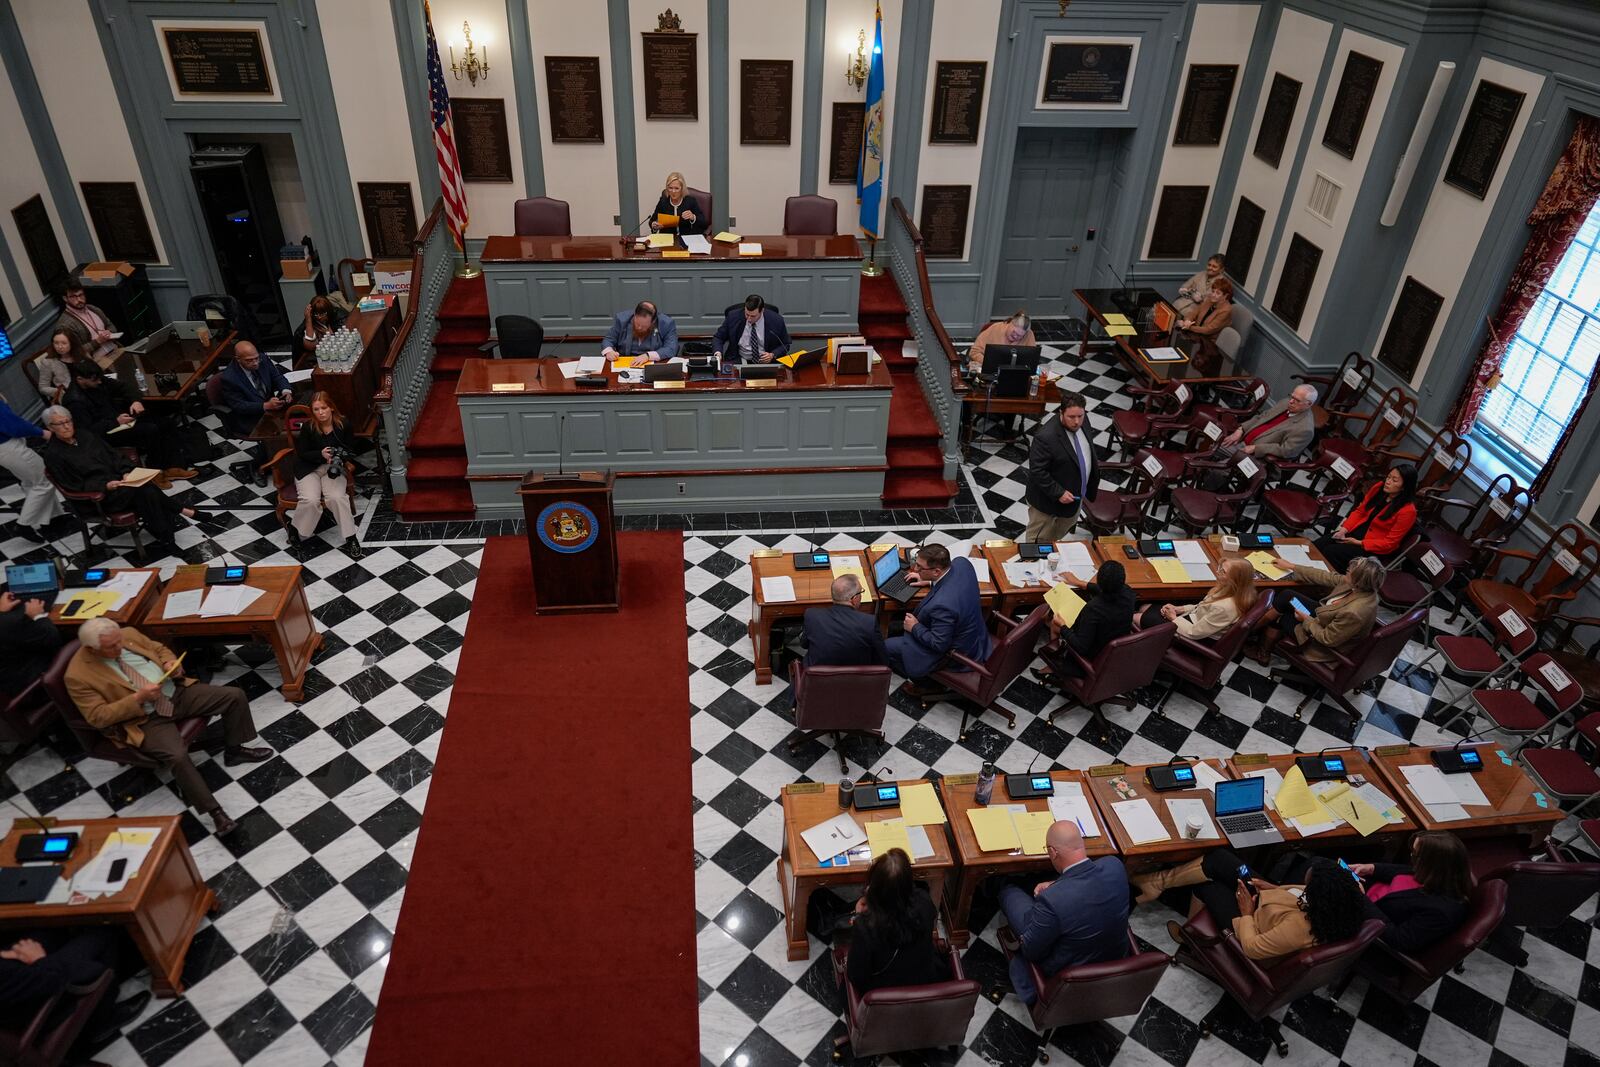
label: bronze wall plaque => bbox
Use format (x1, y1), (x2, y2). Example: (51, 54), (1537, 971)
(929, 61), (987, 145)
(1444, 80), (1526, 199)
(545, 56), (605, 144)
(358, 182), (418, 259)
(1322, 52), (1383, 159)
(829, 102), (866, 185)
(1147, 185), (1209, 259)
(162, 27), (273, 96)
(739, 59), (793, 145)
(1271, 233), (1323, 330)
(1253, 72), (1301, 168)
(919, 184), (972, 259)
(451, 98), (514, 182)
(10, 194), (68, 295)
(1041, 42), (1134, 105)
(641, 32), (698, 120)
(1173, 64), (1238, 147)
(1378, 276), (1445, 379)
(1222, 196), (1265, 288)
(80, 182), (159, 263)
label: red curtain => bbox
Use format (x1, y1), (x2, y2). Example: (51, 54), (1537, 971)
(1449, 115), (1600, 477)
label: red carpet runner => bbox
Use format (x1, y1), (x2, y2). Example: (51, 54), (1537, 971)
(368, 532), (697, 1065)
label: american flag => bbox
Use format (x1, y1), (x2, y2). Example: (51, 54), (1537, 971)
(425, 2), (468, 250)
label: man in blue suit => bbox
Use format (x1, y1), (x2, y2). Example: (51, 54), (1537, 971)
(217, 341), (294, 484)
(803, 575), (887, 668)
(601, 300), (679, 363)
(713, 294), (791, 363)
(885, 544), (992, 687)
(1000, 821), (1130, 1004)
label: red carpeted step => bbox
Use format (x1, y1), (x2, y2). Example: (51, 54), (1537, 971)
(392, 486), (475, 521)
(859, 273), (909, 316)
(429, 352), (471, 379)
(888, 381), (940, 442)
(404, 455), (468, 482)
(438, 275), (487, 321)
(435, 323), (489, 349)
(882, 471), (957, 508)
(406, 381), (465, 454)
(887, 443), (944, 471)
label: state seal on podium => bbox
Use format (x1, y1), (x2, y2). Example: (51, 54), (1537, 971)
(536, 501), (600, 554)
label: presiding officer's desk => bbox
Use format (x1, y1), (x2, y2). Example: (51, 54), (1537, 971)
(480, 233), (863, 335)
(456, 357), (893, 517)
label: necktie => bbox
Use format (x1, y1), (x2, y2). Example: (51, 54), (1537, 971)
(742, 321), (756, 360)
(116, 657), (173, 717)
(1071, 430), (1088, 499)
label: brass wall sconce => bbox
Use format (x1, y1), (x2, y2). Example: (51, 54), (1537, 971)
(845, 29), (870, 91)
(449, 20), (490, 85)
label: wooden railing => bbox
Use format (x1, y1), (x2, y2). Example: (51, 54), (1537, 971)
(375, 199), (453, 494)
(886, 197), (963, 479)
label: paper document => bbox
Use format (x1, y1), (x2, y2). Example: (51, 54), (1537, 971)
(1112, 799), (1170, 844)
(738, 242), (763, 256)
(1192, 761), (1227, 791)
(1289, 811), (1342, 836)
(897, 782), (947, 826)
(1002, 561), (1043, 588)
(1014, 810), (1056, 855)
(1183, 563), (1216, 582)
(610, 356), (636, 369)
(1055, 540), (1096, 569)
(1351, 782), (1405, 823)
(1149, 558), (1191, 583)
(1047, 787), (1102, 838)
(1142, 347), (1186, 362)
(903, 824), (934, 860)
(105, 421), (135, 435)
(965, 557), (990, 585)
(158, 653), (187, 682)
(713, 231), (741, 243)
(801, 813), (866, 863)
(1423, 802), (1470, 822)
(866, 819), (912, 859)
(1276, 544), (1315, 565)
(1246, 550), (1289, 580)
(646, 233), (675, 248)
(285, 367), (314, 384)
(576, 356), (606, 373)
(967, 807), (1022, 852)
(162, 588), (204, 619)
(1166, 798), (1220, 839)
(103, 571), (151, 597)
(777, 348), (811, 368)
(1400, 765), (1459, 806)
(1173, 540), (1210, 564)
(557, 361), (585, 379)
(758, 576), (795, 603)
(120, 467), (161, 486)
(1443, 769), (1489, 807)
(681, 234), (712, 255)
(1273, 766), (1318, 820)
(1044, 583), (1086, 626)
(1242, 767), (1285, 809)
(199, 584), (266, 618)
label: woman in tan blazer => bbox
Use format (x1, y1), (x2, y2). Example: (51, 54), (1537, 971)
(1179, 276), (1235, 337)
(1137, 557), (1256, 638)
(1246, 555), (1382, 666)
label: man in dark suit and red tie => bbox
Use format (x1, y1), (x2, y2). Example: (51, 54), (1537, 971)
(713, 294), (792, 364)
(885, 545), (992, 693)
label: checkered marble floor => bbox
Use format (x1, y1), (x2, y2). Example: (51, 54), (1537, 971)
(0, 329), (1593, 1066)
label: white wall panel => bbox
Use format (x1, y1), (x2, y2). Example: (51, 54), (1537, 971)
(728, 0), (805, 234)
(527, 0), (621, 233)
(913, 0), (1001, 260)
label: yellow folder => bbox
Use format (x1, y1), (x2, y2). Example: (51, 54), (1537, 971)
(656, 213), (680, 228)
(897, 782), (947, 826)
(1149, 558), (1191, 583)
(1014, 810), (1056, 856)
(967, 807), (1021, 852)
(646, 233), (675, 248)
(1246, 550), (1289, 580)
(866, 819), (912, 859)
(1045, 583), (1086, 626)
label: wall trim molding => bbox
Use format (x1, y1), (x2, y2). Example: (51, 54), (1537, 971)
(504, 0), (546, 197)
(607, 0), (639, 228)
(798, 0), (826, 196)
(708, 0), (729, 227)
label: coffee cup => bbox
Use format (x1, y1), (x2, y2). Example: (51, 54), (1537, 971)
(1184, 815), (1204, 840)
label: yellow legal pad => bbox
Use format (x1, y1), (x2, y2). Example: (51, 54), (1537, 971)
(897, 782), (947, 826)
(967, 807), (1022, 852)
(59, 591), (120, 620)
(611, 356), (636, 369)
(1044, 583), (1086, 625)
(1104, 324), (1137, 338)
(1103, 313), (1131, 326)
(866, 819), (913, 859)
(1014, 810), (1056, 856)
(1246, 550), (1289, 580)
(713, 230), (741, 243)
(1273, 765), (1318, 821)
(829, 559), (873, 603)
(655, 213), (679, 228)
(1149, 558), (1191, 583)
(646, 233), (675, 248)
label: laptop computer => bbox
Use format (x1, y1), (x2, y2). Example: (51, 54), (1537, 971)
(0, 865), (62, 904)
(4, 562), (60, 608)
(872, 548), (918, 605)
(1214, 777), (1283, 849)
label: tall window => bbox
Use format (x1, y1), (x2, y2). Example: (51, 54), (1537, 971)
(1480, 201), (1600, 464)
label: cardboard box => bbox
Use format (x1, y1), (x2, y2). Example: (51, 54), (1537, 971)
(79, 261), (135, 281)
(372, 258), (413, 296)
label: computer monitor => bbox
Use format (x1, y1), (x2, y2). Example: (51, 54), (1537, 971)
(1213, 777), (1265, 817)
(872, 550), (904, 587)
(979, 344), (1042, 378)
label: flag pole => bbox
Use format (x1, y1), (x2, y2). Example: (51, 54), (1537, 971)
(455, 226), (481, 279)
(861, 236), (883, 277)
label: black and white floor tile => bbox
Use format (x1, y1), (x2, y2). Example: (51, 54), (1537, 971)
(0, 328), (1593, 1066)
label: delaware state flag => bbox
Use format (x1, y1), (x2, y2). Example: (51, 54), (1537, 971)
(857, 3), (885, 238)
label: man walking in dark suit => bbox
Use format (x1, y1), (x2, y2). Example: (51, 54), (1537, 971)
(1025, 391), (1098, 542)
(885, 544), (991, 691)
(999, 821), (1130, 1004)
(713, 294), (792, 364)
(803, 575), (887, 667)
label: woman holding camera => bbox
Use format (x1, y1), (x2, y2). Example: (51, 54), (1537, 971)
(288, 392), (361, 559)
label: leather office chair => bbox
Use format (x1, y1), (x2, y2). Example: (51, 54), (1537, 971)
(513, 196), (573, 237)
(1274, 605), (1428, 719)
(40, 642), (207, 769)
(482, 315), (545, 359)
(998, 926), (1168, 1064)
(1463, 521), (1600, 632)
(922, 604), (1050, 739)
(1043, 622), (1176, 735)
(1156, 595), (1273, 714)
(1254, 452), (1354, 539)
(335, 257), (376, 303)
(1294, 351), (1375, 416)
(0, 965), (113, 1067)
(829, 939), (979, 1059)
(782, 194), (839, 235)
(1477, 840), (1600, 967)
(1228, 303), (1254, 347)
(687, 187), (715, 232)
(1171, 909), (1384, 1057)
(43, 469), (146, 561)
(261, 445), (357, 536)
(1339, 880), (1506, 1003)
(787, 662), (890, 773)
(0, 671), (61, 748)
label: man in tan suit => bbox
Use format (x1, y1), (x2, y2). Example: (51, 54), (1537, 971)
(1217, 383), (1318, 461)
(65, 619), (271, 837)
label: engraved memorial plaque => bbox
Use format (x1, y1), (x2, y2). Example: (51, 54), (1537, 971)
(1147, 185), (1209, 260)
(1040, 41), (1135, 106)
(1444, 81), (1526, 199)
(1271, 234), (1323, 330)
(1377, 276), (1445, 379)
(919, 185), (972, 259)
(358, 182), (418, 259)
(1322, 52), (1383, 159)
(740, 59), (792, 145)
(162, 27), (273, 96)
(10, 195), (68, 294)
(81, 183), (159, 263)
(642, 32), (698, 120)
(829, 102), (866, 185)
(1173, 64), (1238, 147)
(545, 56), (605, 144)
(1253, 72), (1301, 168)
(451, 98), (514, 183)
(1222, 197), (1266, 288)
(929, 61), (987, 145)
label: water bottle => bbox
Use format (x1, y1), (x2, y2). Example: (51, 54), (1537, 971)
(1030, 369), (1042, 397)
(975, 762), (997, 806)
(133, 365), (148, 393)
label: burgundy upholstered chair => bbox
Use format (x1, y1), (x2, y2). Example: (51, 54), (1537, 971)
(1156, 595), (1273, 714)
(1080, 463), (1164, 538)
(0, 965), (113, 1067)
(1172, 910), (1385, 1057)
(787, 662), (891, 774)
(43, 469), (146, 561)
(1340, 880), (1506, 1004)
(1319, 385), (1418, 485)
(512, 196), (572, 237)
(0, 669), (61, 748)
(687, 187), (715, 232)
(1254, 451), (1354, 539)
(1190, 376), (1270, 433)
(1294, 350), (1375, 416)
(1477, 839), (1600, 967)
(40, 642), (208, 769)
(998, 927), (1169, 1063)
(1109, 381), (1195, 458)
(924, 604), (1051, 739)
(1416, 473), (1534, 577)
(1169, 454), (1267, 537)
(1378, 541), (1453, 646)
(831, 941), (981, 1059)
(1043, 622), (1176, 735)
(782, 195), (839, 235)
(1275, 605), (1429, 719)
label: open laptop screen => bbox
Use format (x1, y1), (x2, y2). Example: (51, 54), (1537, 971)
(1214, 777), (1265, 817)
(872, 550), (903, 587)
(4, 563), (56, 595)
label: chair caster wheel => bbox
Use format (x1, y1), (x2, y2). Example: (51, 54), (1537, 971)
(988, 987), (1005, 1004)
(1294, 710), (1304, 720)
(1274, 1039), (1289, 1057)
(1038, 1051), (1050, 1064)
(1200, 1021), (1212, 1039)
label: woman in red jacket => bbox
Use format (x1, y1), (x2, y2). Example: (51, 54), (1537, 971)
(1316, 463), (1417, 571)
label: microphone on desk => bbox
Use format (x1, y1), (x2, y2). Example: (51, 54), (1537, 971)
(620, 213), (655, 250)
(538, 333), (574, 383)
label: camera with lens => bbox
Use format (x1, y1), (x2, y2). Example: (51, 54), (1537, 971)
(325, 447), (351, 480)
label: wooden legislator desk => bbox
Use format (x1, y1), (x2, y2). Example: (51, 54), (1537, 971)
(776, 780), (956, 961)
(1085, 759), (1230, 868)
(481, 233), (863, 335)
(112, 326), (237, 405)
(1073, 288), (1247, 387)
(937, 769), (1116, 948)
(1370, 744), (1564, 842)
(48, 568), (160, 631)
(0, 816), (213, 997)
(1226, 749), (1419, 847)
(138, 566), (322, 702)
(456, 357), (893, 518)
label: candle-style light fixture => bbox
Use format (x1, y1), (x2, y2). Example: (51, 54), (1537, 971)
(449, 20), (490, 85)
(845, 29), (870, 91)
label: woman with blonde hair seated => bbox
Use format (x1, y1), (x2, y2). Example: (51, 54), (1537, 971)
(649, 172), (706, 235)
(1246, 555), (1383, 666)
(1136, 556), (1256, 637)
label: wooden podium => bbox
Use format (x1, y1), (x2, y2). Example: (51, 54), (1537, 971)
(518, 471), (620, 613)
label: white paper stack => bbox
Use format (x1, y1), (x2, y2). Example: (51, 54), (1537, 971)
(1401, 764), (1470, 821)
(1351, 782), (1407, 823)
(576, 356), (606, 373)
(1166, 797), (1220, 839)
(681, 234), (712, 254)
(162, 589), (204, 619)
(1054, 541), (1098, 582)
(199, 584), (266, 618)
(759, 576), (796, 602)
(1047, 781), (1102, 837)
(967, 557), (991, 584)
(1173, 541), (1209, 563)
(903, 823), (935, 860)
(1277, 544), (1315, 565)
(1182, 563), (1216, 582)
(1003, 561), (1043, 587)
(557, 360), (585, 378)
(1192, 761), (1227, 791)
(801, 813), (866, 862)
(1112, 799), (1170, 844)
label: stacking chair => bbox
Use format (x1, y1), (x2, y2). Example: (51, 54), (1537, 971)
(1400, 603), (1537, 717)
(787, 662), (891, 774)
(922, 604), (1051, 739)
(1416, 474), (1534, 578)
(1519, 712), (1600, 823)
(1463, 521), (1600, 632)
(1043, 623), (1176, 735)
(1546, 612), (1600, 718)
(0, 965), (114, 1067)
(1339, 880), (1506, 1003)
(1378, 541), (1452, 648)
(1294, 351), (1375, 417)
(830, 940), (980, 1060)
(1478, 840), (1600, 967)
(1442, 648), (1584, 747)
(1275, 605), (1429, 719)
(1155, 596), (1273, 714)
(997, 927), (1169, 1064)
